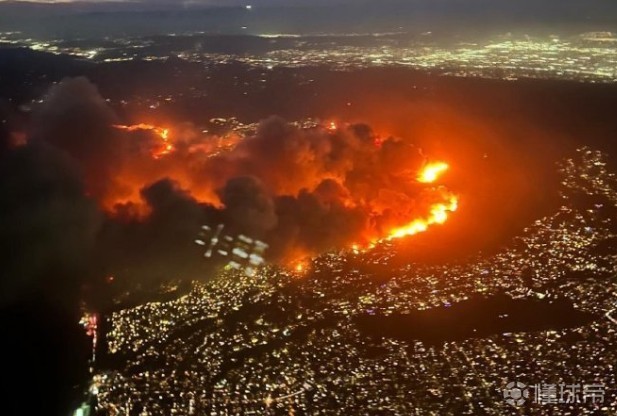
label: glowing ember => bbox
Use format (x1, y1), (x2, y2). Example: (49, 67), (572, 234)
(418, 162), (449, 183)
(113, 123), (174, 159)
(293, 261), (310, 273)
(9, 131), (28, 148)
(107, 118), (460, 260)
(264, 395), (273, 408)
(79, 312), (99, 363)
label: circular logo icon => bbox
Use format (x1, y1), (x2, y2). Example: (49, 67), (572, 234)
(504, 381), (529, 406)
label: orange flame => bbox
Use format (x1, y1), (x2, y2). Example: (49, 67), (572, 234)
(113, 124), (174, 159)
(418, 162), (449, 183)
(387, 195), (458, 240)
(293, 261), (310, 274)
(110, 121), (459, 254)
(332, 162), (458, 244)
(378, 161), (457, 242)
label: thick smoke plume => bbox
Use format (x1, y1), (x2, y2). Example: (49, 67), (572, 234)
(1, 77), (455, 301)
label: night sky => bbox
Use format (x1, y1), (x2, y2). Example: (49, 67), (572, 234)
(2, 0), (617, 38)
(1, 0), (616, 13)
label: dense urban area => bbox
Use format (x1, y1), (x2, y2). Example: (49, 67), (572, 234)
(89, 148), (617, 415)
(2, 32), (617, 83)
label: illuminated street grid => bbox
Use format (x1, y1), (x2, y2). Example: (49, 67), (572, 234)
(92, 147), (617, 415)
(1, 32), (616, 82)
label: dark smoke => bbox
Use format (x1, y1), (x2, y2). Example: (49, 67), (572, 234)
(0, 75), (447, 414)
(195, 116), (429, 259)
(2, 77), (437, 303)
(30, 77), (122, 200)
(268, 188), (368, 258)
(219, 176), (278, 237)
(0, 141), (101, 307)
(0, 125), (99, 416)
(95, 179), (219, 289)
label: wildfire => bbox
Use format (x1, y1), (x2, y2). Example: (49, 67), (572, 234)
(386, 161), (457, 240)
(387, 195), (458, 240)
(107, 117), (460, 262)
(418, 162), (449, 183)
(113, 123), (174, 159)
(293, 260), (310, 274)
(79, 312), (98, 363)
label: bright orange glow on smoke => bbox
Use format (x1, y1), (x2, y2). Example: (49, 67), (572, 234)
(294, 261), (307, 273)
(101, 119), (460, 260)
(102, 123), (226, 214)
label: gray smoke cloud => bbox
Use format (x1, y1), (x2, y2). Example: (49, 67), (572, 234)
(0, 141), (101, 307)
(1, 77), (438, 306)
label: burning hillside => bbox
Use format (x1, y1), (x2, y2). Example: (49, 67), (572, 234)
(2, 77), (461, 289)
(101, 117), (459, 260)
